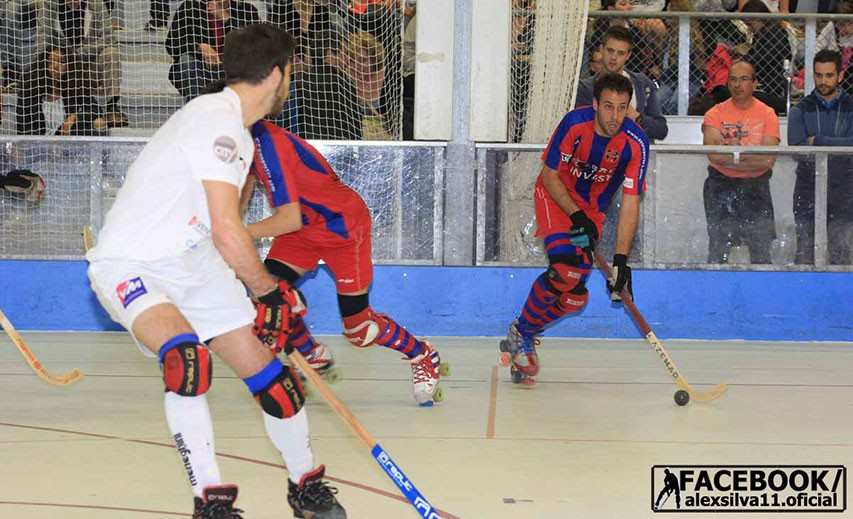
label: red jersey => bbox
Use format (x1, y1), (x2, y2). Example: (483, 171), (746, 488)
(250, 120), (368, 240)
(539, 106), (650, 220)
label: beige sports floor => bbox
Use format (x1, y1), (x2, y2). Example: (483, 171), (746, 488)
(1, 332), (852, 518)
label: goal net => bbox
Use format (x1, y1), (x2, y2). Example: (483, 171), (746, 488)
(0, 0), (404, 140)
(501, 0), (589, 262)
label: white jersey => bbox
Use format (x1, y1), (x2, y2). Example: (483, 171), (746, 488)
(89, 88), (254, 262)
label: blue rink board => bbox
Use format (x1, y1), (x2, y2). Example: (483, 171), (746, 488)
(0, 260), (851, 341)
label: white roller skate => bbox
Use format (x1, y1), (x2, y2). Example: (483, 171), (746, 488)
(498, 320), (540, 387)
(409, 341), (450, 407)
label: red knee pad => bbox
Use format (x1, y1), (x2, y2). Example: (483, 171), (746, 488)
(342, 308), (386, 348)
(254, 365), (305, 419)
(547, 262), (588, 293)
(161, 342), (212, 396)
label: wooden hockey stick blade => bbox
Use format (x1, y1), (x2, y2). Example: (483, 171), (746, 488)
(289, 350), (444, 518)
(82, 226), (94, 252)
(645, 328), (728, 402)
(0, 310), (84, 386)
(593, 252), (727, 402)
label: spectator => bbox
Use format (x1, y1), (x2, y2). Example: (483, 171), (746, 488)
(265, 0), (332, 65)
(402, 4), (416, 139)
(301, 30), (388, 140)
(145, 0), (171, 31)
(510, 0), (535, 141)
(742, 0), (793, 113)
(788, 49), (853, 264)
(814, 1), (853, 94)
(17, 45), (108, 135)
(165, 0), (260, 102)
(589, 0), (667, 82)
(38, 0), (128, 127)
(0, 1), (40, 89)
(576, 26), (669, 141)
(702, 59), (780, 264)
(343, 0), (402, 139)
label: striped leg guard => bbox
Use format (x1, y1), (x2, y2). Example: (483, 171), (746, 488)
(343, 308), (425, 359)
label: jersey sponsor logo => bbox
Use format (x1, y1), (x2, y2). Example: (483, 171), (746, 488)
(624, 177), (635, 189)
(213, 136), (238, 164)
(561, 152), (573, 163)
(116, 277), (147, 308)
(569, 160), (613, 183)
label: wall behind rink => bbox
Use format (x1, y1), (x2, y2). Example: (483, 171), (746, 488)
(1, 260), (851, 342)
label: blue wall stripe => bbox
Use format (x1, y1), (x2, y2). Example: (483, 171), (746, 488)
(0, 260), (851, 341)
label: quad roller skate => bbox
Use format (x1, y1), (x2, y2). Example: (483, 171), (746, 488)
(409, 340), (450, 406)
(290, 342), (342, 388)
(498, 320), (540, 387)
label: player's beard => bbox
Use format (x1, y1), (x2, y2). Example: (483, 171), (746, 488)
(266, 74), (291, 117)
(816, 83), (837, 98)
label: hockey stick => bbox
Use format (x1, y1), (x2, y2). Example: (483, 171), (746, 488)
(289, 350), (443, 519)
(593, 252), (727, 403)
(0, 309), (84, 386)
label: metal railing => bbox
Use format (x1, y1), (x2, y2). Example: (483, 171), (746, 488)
(580, 11), (853, 116)
(476, 142), (853, 271)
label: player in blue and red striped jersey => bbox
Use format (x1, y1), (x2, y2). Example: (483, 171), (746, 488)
(242, 119), (449, 407)
(499, 72), (650, 386)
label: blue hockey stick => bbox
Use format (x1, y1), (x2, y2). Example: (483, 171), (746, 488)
(290, 350), (442, 518)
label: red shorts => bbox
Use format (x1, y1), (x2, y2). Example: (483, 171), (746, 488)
(533, 184), (604, 238)
(267, 219), (373, 293)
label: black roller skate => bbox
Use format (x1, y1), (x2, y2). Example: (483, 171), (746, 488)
(192, 485), (244, 519)
(287, 465), (347, 519)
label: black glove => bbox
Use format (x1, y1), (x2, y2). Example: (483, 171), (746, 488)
(607, 254), (633, 303)
(253, 281), (306, 353)
(568, 210), (599, 253)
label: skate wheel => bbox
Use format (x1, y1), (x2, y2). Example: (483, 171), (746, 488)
(498, 352), (511, 367)
(432, 385), (445, 403)
(438, 362), (451, 377)
(498, 339), (511, 353)
(510, 367), (536, 387)
(323, 367), (342, 384)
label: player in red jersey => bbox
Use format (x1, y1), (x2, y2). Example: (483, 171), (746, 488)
(243, 119), (449, 406)
(499, 72), (650, 386)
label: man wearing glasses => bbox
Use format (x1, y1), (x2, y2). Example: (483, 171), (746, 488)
(701, 59), (780, 264)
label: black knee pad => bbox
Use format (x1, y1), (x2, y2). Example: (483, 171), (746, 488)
(159, 333), (212, 396)
(244, 359), (305, 419)
(264, 259), (302, 285)
(337, 292), (369, 318)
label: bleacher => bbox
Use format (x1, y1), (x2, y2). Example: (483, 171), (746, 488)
(1, 0), (272, 137)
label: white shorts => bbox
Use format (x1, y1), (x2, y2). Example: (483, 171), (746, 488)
(88, 242), (255, 356)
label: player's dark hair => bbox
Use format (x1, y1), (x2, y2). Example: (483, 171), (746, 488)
(603, 25), (633, 49)
(814, 49), (842, 74)
(223, 24), (296, 85)
(593, 72), (634, 102)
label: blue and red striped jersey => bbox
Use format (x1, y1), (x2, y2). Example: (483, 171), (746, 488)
(250, 121), (365, 239)
(540, 106), (650, 217)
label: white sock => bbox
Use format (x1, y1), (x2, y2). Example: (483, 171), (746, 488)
(164, 392), (222, 497)
(263, 408), (314, 483)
